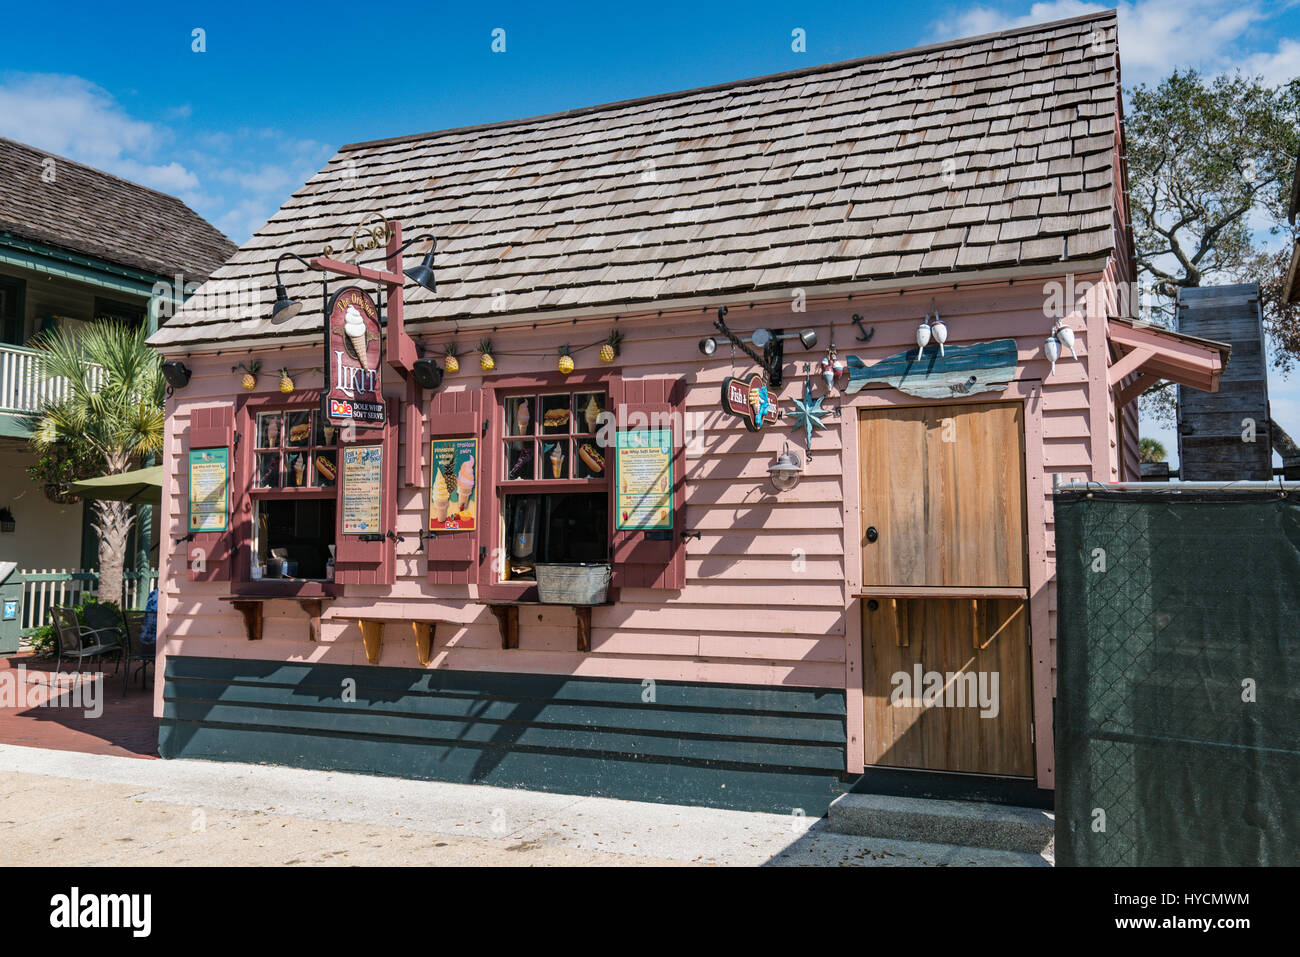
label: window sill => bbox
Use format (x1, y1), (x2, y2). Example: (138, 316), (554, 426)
(232, 580), (339, 599)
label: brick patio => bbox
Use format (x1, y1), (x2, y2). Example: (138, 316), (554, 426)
(0, 654), (158, 758)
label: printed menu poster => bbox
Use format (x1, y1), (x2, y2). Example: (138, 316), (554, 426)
(341, 445), (382, 535)
(188, 447), (229, 532)
(616, 429), (673, 531)
(430, 437), (477, 532)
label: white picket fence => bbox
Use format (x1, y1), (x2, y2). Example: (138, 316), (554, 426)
(19, 567), (158, 632)
(0, 343), (105, 414)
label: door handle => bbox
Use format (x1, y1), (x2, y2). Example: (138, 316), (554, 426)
(866, 526), (879, 543)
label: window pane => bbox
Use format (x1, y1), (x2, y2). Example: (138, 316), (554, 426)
(255, 452), (282, 489)
(286, 411), (312, 447)
(502, 492), (609, 582)
(575, 439), (606, 478)
(575, 393), (604, 434)
(286, 452), (311, 488)
(318, 415), (337, 446)
(313, 451), (337, 487)
(257, 412), (282, 449)
(542, 440), (569, 480)
(504, 440), (535, 481)
(506, 396), (534, 436)
(540, 394), (571, 434)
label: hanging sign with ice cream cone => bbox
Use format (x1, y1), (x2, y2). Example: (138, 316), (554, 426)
(429, 437), (477, 532)
(325, 285), (385, 429)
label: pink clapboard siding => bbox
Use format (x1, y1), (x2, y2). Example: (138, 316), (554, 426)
(154, 266), (1126, 789)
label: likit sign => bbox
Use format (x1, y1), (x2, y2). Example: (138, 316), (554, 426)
(324, 285), (385, 429)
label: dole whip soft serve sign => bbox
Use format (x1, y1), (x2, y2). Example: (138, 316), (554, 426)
(325, 286), (385, 429)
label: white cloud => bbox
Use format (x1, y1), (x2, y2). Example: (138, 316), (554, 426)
(928, 1), (1282, 86)
(0, 71), (334, 245)
(1241, 37), (1300, 86)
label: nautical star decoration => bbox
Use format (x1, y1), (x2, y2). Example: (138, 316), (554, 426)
(844, 338), (1018, 399)
(786, 372), (835, 457)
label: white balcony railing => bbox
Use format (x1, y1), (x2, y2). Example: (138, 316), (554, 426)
(0, 343), (104, 416)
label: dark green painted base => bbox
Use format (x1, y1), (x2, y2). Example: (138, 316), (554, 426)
(160, 656), (850, 816)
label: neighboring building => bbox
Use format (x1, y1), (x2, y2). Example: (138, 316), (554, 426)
(0, 136), (235, 575)
(150, 12), (1230, 813)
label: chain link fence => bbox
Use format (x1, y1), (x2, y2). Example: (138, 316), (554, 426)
(1054, 485), (1300, 866)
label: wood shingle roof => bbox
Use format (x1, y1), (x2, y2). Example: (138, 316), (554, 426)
(0, 137), (236, 281)
(152, 9), (1122, 349)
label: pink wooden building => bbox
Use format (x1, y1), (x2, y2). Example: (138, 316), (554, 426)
(148, 11), (1226, 813)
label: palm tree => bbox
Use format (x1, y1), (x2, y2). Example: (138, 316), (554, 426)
(1139, 437), (1168, 464)
(28, 321), (164, 604)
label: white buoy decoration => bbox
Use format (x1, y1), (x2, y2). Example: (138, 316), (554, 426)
(1056, 322), (1077, 359)
(931, 318), (948, 357)
(1044, 335), (1061, 375)
(916, 321), (931, 351)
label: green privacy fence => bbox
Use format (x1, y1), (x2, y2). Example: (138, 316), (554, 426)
(1054, 484), (1300, 866)
(20, 567), (158, 632)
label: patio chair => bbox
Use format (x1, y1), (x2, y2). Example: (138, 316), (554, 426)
(119, 610), (155, 695)
(51, 606), (122, 675)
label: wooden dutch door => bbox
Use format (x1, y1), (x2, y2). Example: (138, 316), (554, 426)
(857, 401), (1034, 777)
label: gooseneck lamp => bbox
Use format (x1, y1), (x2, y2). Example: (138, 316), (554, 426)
(269, 251), (314, 324)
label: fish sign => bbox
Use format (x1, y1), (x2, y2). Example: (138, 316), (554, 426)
(844, 339), (1018, 399)
(721, 373), (779, 432)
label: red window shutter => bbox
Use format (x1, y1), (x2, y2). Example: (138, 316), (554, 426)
(426, 389), (484, 585)
(187, 406), (234, 581)
(334, 398), (399, 586)
(608, 377), (686, 590)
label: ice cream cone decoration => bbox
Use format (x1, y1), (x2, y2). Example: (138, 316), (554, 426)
(514, 400), (531, 435)
(583, 394), (602, 433)
(548, 444), (565, 478)
(292, 454), (306, 487)
(456, 456), (475, 508)
(343, 305), (370, 370)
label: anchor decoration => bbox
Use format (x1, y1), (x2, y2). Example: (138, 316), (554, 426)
(845, 338), (1018, 399)
(721, 372), (779, 432)
(786, 372), (836, 458)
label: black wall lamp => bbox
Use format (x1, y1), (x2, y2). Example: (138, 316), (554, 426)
(161, 360), (191, 390)
(269, 252), (314, 323)
(401, 236), (437, 292)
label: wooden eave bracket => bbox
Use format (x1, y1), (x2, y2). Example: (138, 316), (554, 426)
(1106, 317), (1230, 406)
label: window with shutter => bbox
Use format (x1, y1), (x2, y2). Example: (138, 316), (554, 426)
(334, 397), (399, 586)
(426, 389), (484, 585)
(608, 377), (687, 590)
(186, 406), (234, 581)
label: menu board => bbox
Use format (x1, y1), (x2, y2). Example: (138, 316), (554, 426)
(188, 447), (229, 532)
(340, 445), (383, 535)
(430, 437), (477, 532)
(615, 429), (673, 531)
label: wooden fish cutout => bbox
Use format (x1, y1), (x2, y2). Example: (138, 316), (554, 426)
(844, 338), (1018, 398)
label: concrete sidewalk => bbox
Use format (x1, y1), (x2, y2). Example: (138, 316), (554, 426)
(0, 745), (1047, 866)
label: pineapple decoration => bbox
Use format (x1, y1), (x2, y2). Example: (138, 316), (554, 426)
(278, 367), (294, 394)
(557, 344), (575, 376)
(478, 339), (496, 372)
(443, 343), (461, 375)
(237, 360), (261, 391)
(598, 330), (622, 363)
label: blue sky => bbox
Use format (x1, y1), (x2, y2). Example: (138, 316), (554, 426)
(2, 0), (1298, 460)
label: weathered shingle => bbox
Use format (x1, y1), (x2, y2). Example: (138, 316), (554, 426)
(152, 10), (1121, 348)
(0, 137), (235, 281)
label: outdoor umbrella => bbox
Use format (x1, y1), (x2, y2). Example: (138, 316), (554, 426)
(66, 466), (163, 506)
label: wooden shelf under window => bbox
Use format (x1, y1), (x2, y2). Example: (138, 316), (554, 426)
(219, 594), (334, 642)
